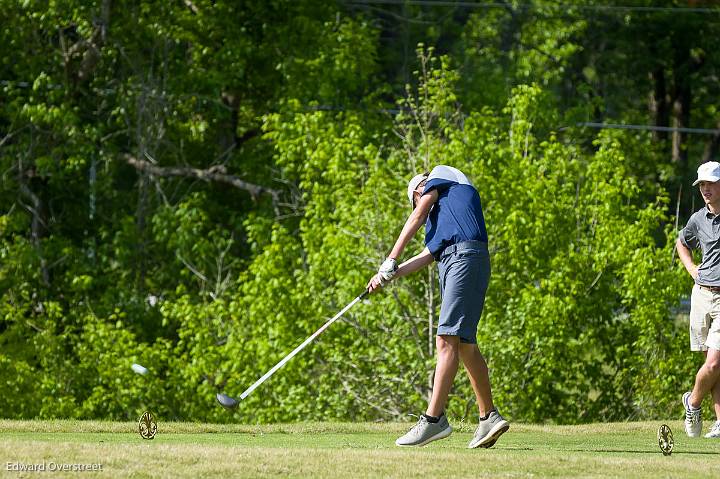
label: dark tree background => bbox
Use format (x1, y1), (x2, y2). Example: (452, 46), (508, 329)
(1, 0), (717, 422)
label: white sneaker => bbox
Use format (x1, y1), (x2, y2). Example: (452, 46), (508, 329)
(705, 420), (720, 438)
(468, 410), (510, 449)
(395, 414), (453, 447)
(683, 392), (702, 438)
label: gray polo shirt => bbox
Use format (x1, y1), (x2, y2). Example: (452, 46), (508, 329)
(680, 206), (720, 286)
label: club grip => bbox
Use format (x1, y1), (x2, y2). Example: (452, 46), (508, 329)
(359, 288), (370, 300)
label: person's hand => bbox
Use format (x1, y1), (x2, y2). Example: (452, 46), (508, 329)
(378, 258), (398, 282)
(366, 273), (385, 294)
(366, 258), (398, 295)
(690, 264), (699, 281)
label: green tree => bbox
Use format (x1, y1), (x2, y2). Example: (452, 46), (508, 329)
(0, 1), (707, 424)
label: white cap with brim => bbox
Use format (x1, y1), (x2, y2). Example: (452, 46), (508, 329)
(407, 173), (428, 208)
(693, 161), (720, 186)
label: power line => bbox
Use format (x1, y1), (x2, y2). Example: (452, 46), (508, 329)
(570, 122), (720, 135)
(346, 0), (720, 14)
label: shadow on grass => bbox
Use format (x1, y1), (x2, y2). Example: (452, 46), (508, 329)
(499, 446), (717, 456)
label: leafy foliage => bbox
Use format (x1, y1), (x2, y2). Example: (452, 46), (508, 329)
(0, 1), (712, 423)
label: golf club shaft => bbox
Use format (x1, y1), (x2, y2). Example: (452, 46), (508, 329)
(239, 289), (369, 400)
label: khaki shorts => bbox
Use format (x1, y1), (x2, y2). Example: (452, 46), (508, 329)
(689, 284), (720, 351)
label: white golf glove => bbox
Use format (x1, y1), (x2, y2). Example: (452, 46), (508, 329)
(378, 258), (398, 283)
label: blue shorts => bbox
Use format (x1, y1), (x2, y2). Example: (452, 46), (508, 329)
(436, 241), (490, 344)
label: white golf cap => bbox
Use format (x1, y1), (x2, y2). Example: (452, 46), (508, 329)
(407, 173), (428, 208)
(693, 161), (720, 186)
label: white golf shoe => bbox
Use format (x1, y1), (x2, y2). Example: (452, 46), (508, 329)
(395, 415), (452, 447)
(468, 409), (509, 449)
(683, 392), (702, 438)
(705, 420), (720, 438)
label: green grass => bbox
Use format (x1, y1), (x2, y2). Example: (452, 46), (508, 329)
(0, 419), (718, 478)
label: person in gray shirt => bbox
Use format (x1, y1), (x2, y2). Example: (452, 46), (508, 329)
(676, 161), (720, 439)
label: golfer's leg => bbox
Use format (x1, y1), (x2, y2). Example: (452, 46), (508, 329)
(704, 312), (720, 417)
(704, 350), (720, 420)
(690, 348), (720, 407)
(459, 343), (494, 417)
(712, 378), (720, 420)
(426, 335), (460, 417)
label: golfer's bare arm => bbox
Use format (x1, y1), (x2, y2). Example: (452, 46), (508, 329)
(366, 190), (438, 293)
(387, 190), (438, 260)
(676, 237), (699, 280)
(394, 247), (434, 278)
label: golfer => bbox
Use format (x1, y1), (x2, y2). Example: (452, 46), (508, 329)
(677, 160), (720, 439)
(367, 164), (509, 448)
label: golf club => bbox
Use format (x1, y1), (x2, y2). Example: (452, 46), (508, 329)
(216, 288), (369, 410)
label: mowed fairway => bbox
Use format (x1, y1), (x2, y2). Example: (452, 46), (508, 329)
(0, 420), (718, 478)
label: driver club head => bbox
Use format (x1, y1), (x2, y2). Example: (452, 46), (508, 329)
(216, 393), (240, 410)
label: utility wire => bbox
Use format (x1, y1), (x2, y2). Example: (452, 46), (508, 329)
(346, 0), (720, 14)
(569, 122), (720, 135)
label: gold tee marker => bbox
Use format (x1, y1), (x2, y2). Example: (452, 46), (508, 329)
(657, 424), (673, 456)
(138, 411), (158, 440)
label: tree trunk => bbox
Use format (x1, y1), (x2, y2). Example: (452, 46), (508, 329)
(671, 83), (691, 167)
(702, 118), (720, 163)
(649, 66), (669, 142)
(670, 41), (705, 167)
(427, 265), (435, 402)
(135, 173), (148, 290)
(18, 178), (50, 286)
